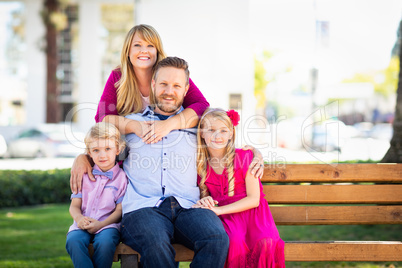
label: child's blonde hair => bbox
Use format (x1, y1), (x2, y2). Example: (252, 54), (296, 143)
(84, 122), (125, 154)
(197, 108), (236, 198)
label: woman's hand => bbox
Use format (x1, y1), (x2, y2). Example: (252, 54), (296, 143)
(141, 120), (174, 144)
(192, 196), (218, 209)
(70, 154), (93, 194)
(242, 145), (264, 179)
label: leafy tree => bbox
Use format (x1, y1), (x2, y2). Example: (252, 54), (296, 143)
(342, 56), (398, 98)
(254, 51), (274, 110)
(382, 20), (402, 163)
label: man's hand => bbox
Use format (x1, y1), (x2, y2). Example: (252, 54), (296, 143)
(70, 154), (93, 194)
(242, 145), (264, 179)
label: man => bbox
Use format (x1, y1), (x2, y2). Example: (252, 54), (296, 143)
(121, 57), (229, 268)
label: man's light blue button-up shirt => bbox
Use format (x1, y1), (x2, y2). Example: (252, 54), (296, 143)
(122, 106), (200, 215)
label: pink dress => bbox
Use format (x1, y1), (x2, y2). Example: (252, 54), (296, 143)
(203, 149), (285, 268)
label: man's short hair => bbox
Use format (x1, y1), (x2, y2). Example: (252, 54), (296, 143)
(153, 57), (190, 85)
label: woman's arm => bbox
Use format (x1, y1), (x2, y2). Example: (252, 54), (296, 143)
(70, 154), (94, 194)
(182, 78), (210, 117)
(95, 70), (120, 123)
(209, 170), (260, 216)
(142, 108), (199, 143)
(103, 114), (151, 137)
(143, 78), (209, 143)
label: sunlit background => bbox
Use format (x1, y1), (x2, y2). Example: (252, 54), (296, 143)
(0, 0), (401, 167)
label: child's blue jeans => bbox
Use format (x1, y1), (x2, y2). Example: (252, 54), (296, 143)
(66, 228), (120, 268)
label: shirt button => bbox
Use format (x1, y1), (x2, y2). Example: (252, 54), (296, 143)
(163, 168), (166, 171)
(164, 153), (166, 155)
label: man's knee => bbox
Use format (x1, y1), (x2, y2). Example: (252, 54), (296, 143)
(213, 228), (230, 249)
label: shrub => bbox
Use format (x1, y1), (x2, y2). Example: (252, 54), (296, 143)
(0, 169), (71, 208)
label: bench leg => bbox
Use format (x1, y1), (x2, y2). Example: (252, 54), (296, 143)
(120, 254), (139, 268)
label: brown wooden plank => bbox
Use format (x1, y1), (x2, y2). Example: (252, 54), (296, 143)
(270, 205), (402, 225)
(173, 244), (195, 262)
(263, 185), (402, 204)
(284, 241), (402, 261)
(262, 163), (402, 183)
(115, 241), (402, 262)
(114, 243), (194, 263)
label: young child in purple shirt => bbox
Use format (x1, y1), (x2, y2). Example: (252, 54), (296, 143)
(66, 122), (128, 268)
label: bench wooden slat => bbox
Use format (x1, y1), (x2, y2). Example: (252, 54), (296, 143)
(264, 185), (402, 204)
(114, 241), (402, 263)
(110, 163), (402, 266)
(114, 243), (195, 262)
(284, 241), (402, 261)
(262, 163), (402, 183)
(270, 205), (402, 225)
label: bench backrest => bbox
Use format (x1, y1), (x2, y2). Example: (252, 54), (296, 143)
(110, 163), (402, 264)
(261, 163), (402, 225)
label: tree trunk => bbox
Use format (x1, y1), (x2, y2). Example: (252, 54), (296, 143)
(382, 20), (402, 163)
(44, 0), (60, 123)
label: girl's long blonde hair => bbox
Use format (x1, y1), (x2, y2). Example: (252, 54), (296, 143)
(116, 24), (167, 116)
(197, 108), (236, 198)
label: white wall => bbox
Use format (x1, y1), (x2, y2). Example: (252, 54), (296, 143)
(76, 0), (102, 133)
(24, 0), (46, 127)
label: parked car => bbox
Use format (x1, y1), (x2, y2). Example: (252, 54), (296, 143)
(308, 120), (353, 152)
(0, 134), (7, 158)
(7, 124), (85, 158)
(369, 123), (393, 141)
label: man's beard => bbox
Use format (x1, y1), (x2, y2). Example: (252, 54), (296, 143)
(156, 94), (184, 113)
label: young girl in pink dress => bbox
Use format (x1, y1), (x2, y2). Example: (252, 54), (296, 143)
(194, 108), (286, 268)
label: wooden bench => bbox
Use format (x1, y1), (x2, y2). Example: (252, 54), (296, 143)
(92, 163), (402, 267)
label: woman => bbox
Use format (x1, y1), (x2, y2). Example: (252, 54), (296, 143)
(96, 24), (208, 142)
(70, 24), (264, 194)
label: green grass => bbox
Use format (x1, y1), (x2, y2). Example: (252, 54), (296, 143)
(0, 204), (400, 268)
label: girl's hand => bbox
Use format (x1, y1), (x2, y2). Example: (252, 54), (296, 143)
(84, 218), (103, 234)
(142, 120), (173, 144)
(70, 154), (93, 194)
(192, 196), (218, 209)
(242, 145), (264, 179)
(207, 205), (223, 216)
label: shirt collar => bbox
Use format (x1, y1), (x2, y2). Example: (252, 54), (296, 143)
(142, 105), (184, 120)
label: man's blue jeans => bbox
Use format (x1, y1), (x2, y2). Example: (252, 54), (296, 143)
(66, 228), (120, 268)
(121, 196), (229, 268)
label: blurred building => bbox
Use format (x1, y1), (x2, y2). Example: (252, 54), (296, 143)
(0, 0), (256, 141)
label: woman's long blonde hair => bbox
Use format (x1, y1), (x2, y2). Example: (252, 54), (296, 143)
(197, 108), (236, 198)
(116, 24), (167, 116)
